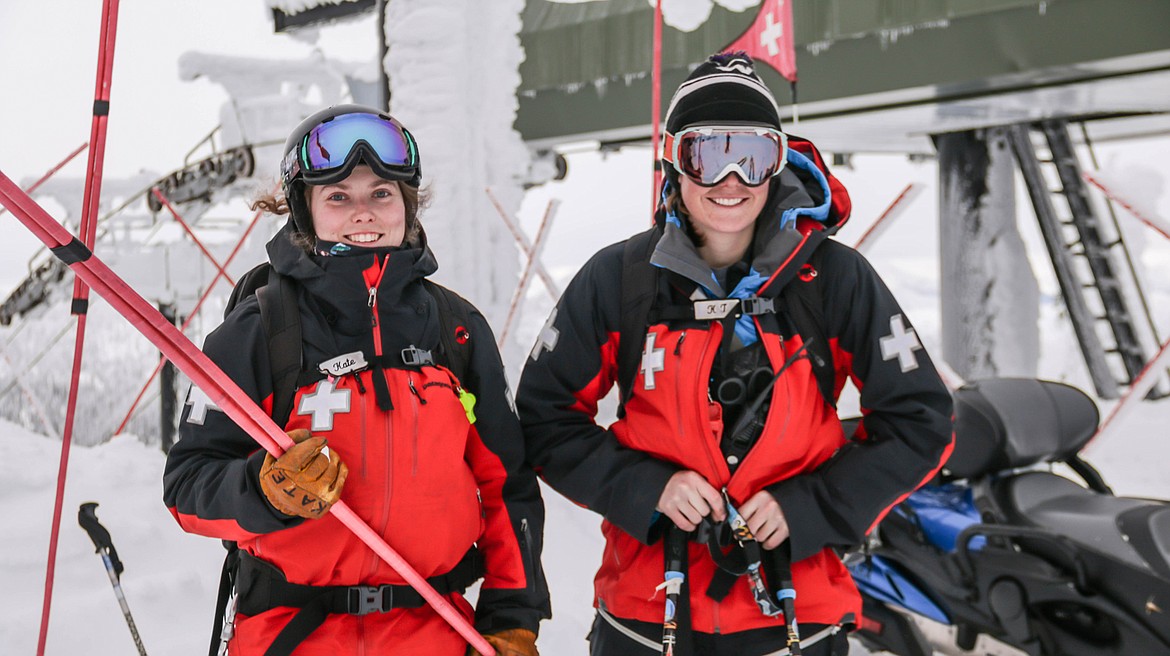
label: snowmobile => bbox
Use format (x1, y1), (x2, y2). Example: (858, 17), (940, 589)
(846, 377), (1170, 655)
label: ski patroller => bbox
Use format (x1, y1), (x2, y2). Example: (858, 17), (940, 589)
(78, 502), (148, 656)
(0, 172), (496, 656)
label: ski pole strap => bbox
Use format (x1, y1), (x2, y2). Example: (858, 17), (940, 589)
(234, 548), (483, 656)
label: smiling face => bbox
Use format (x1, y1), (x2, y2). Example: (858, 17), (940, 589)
(679, 171), (769, 261)
(307, 165), (406, 248)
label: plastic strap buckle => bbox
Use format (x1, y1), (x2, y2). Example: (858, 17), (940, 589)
(348, 585), (393, 615)
(740, 296), (775, 316)
(400, 346), (434, 367)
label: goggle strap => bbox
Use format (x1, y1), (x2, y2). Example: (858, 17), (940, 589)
(662, 132), (676, 164)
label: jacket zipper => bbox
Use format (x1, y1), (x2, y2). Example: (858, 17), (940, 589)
(520, 517), (536, 593)
(693, 326), (726, 480)
(407, 372), (421, 476)
(360, 377), (369, 479)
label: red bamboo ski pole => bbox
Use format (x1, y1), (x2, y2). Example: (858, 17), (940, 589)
(0, 172), (495, 656)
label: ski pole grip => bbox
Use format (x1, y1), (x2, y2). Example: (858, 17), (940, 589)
(665, 525), (687, 572)
(79, 502), (113, 551)
(79, 501), (125, 577)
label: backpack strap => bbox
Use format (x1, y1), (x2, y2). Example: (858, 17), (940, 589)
(225, 262), (273, 320)
(616, 227), (662, 415)
(778, 245), (836, 408)
(256, 267), (303, 427)
(420, 279), (474, 384)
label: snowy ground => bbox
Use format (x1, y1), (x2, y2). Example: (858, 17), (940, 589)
(5, 145), (1170, 655)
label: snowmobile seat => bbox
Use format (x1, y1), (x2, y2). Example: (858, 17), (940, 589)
(995, 471), (1170, 577)
(944, 378), (1099, 481)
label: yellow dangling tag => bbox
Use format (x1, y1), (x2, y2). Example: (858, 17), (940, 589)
(458, 388), (477, 424)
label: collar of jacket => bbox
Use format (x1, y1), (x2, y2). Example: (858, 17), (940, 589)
(265, 220), (439, 317)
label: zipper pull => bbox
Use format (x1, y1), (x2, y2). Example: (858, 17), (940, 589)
(408, 374), (427, 404)
(368, 287), (378, 326)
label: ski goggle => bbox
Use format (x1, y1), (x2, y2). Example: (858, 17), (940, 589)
(282, 112), (420, 186)
(663, 125), (787, 187)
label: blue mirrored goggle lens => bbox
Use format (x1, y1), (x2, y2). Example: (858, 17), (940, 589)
(300, 113), (417, 173)
(676, 130), (785, 187)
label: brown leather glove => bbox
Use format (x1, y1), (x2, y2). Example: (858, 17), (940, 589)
(468, 628), (539, 656)
(259, 428), (348, 519)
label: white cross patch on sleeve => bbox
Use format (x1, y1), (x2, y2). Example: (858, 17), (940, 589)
(530, 308), (560, 362)
(880, 314), (923, 373)
(297, 379), (351, 432)
(184, 385), (221, 425)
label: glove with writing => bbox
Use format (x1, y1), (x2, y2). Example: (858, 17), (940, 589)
(468, 628), (539, 656)
(259, 428), (348, 519)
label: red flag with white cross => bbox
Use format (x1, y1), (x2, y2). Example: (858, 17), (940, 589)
(724, 0), (797, 82)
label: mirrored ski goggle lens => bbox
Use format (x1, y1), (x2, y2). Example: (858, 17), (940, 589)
(300, 113), (417, 172)
(675, 130), (786, 187)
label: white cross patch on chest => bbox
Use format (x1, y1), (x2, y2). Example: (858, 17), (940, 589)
(184, 386), (221, 425)
(530, 308), (560, 362)
(641, 332), (666, 390)
(297, 378), (351, 432)
(880, 314), (923, 373)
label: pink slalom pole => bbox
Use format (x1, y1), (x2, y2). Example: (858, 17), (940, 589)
(113, 207), (267, 436)
(1083, 170), (1170, 242)
(498, 199), (559, 348)
(485, 186), (559, 301)
(853, 183), (921, 252)
(151, 187), (236, 286)
(0, 142), (88, 218)
(1086, 336), (1170, 455)
(650, 0), (664, 219)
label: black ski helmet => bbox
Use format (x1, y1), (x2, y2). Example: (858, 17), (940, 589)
(280, 104), (423, 236)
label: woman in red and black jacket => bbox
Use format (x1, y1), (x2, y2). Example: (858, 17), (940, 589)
(518, 53), (953, 656)
(164, 105), (549, 656)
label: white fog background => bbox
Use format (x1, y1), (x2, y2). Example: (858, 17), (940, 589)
(2, 0), (1169, 653)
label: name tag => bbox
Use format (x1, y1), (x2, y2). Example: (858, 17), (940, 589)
(319, 351), (368, 377)
(693, 299), (739, 320)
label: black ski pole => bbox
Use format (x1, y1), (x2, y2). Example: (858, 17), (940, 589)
(78, 502), (148, 656)
(660, 526), (688, 655)
(771, 542), (802, 656)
